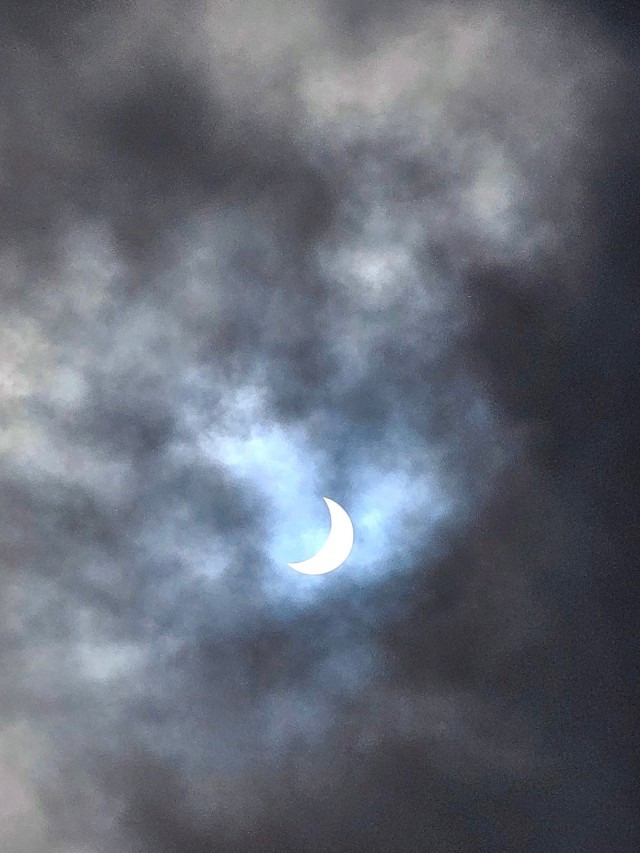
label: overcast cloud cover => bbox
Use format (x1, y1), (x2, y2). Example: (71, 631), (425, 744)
(1, 1), (638, 850)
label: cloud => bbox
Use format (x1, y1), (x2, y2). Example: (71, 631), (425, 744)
(0, 0), (637, 850)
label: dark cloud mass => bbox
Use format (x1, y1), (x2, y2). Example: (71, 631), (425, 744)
(1, 1), (638, 850)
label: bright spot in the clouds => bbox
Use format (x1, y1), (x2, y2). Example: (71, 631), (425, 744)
(287, 497), (354, 575)
(194, 380), (459, 603)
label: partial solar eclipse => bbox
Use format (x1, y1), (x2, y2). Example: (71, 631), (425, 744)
(287, 497), (354, 575)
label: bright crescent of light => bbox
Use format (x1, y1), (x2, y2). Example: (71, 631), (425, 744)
(287, 497), (354, 575)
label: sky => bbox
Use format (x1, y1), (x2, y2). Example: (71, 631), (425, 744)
(1, 1), (638, 850)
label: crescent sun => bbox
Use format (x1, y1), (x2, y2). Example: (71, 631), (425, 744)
(287, 497), (354, 575)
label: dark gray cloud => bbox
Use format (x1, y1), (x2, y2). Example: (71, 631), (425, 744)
(1, 1), (638, 851)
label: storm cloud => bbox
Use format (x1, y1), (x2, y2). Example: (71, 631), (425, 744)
(0, 1), (638, 850)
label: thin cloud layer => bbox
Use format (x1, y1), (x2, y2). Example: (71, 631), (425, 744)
(1, 1), (638, 851)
